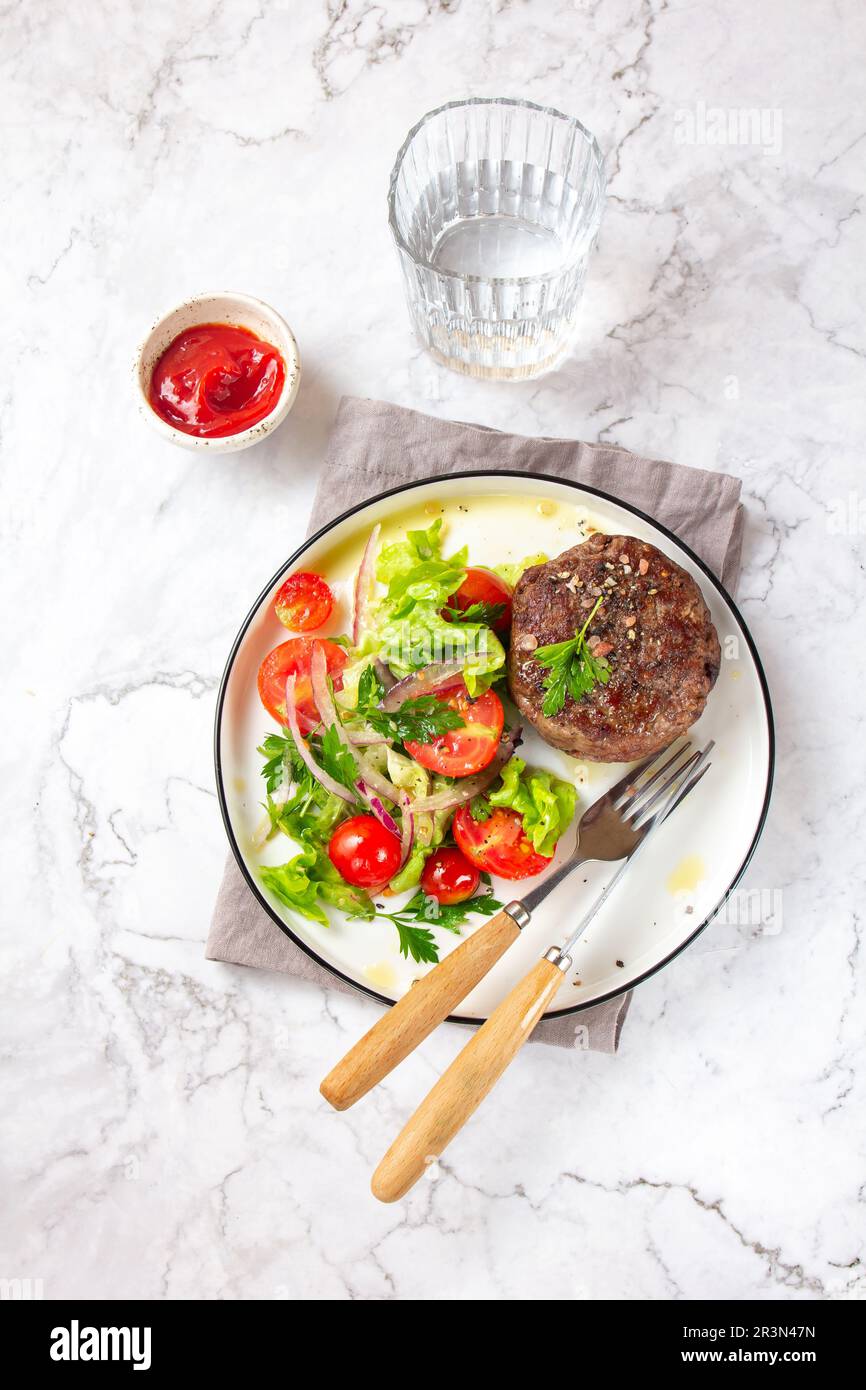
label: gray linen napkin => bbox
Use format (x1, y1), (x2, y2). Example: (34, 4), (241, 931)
(207, 396), (744, 1051)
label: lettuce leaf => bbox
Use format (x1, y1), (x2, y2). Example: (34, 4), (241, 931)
(375, 519), (468, 615)
(260, 841), (375, 925)
(386, 559), (469, 618)
(487, 755), (578, 857)
(362, 518), (508, 695)
(260, 857), (326, 923)
(266, 787), (347, 847)
(388, 846), (428, 894)
(377, 609), (505, 695)
(386, 746), (430, 801)
(385, 766), (451, 893)
(262, 757), (367, 921)
(334, 652), (379, 710)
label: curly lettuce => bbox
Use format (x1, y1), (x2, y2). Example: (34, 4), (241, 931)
(372, 519), (506, 696)
(260, 842), (375, 925)
(260, 742), (372, 922)
(377, 609), (505, 695)
(266, 786), (347, 847)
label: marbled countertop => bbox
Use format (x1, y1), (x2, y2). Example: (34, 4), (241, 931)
(3, 0), (864, 1301)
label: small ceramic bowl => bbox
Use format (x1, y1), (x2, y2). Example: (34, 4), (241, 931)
(134, 291), (301, 454)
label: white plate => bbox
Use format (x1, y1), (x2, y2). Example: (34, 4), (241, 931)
(215, 473), (773, 1022)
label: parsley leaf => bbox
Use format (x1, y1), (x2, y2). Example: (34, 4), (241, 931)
(260, 744), (289, 795)
(363, 695), (464, 745)
(443, 599), (506, 629)
(394, 921), (440, 964)
(258, 731), (311, 795)
(352, 666), (464, 747)
(533, 595), (612, 718)
(469, 794), (493, 822)
(357, 664), (385, 708)
(377, 889), (504, 962)
(420, 890), (504, 934)
(319, 725), (360, 795)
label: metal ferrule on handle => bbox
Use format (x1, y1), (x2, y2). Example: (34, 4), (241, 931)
(504, 900), (531, 929)
(544, 946), (572, 972)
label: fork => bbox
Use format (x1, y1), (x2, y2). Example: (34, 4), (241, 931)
(320, 738), (709, 1112)
(370, 739), (714, 1202)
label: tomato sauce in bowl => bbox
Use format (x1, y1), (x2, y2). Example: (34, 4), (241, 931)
(148, 322), (286, 439)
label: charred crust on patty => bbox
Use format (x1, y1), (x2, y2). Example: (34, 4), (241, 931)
(507, 533), (721, 762)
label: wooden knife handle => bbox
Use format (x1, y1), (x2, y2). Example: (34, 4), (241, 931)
(319, 906), (525, 1111)
(371, 953), (564, 1203)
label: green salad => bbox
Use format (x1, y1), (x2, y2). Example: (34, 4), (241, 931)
(254, 519), (578, 963)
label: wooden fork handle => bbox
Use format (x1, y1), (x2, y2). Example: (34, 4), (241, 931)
(319, 905), (527, 1111)
(371, 953), (564, 1203)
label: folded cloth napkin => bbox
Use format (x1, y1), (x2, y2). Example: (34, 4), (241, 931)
(207, 396), (744, 1051)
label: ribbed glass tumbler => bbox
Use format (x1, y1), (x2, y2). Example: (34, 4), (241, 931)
(388, 98), (605, 381)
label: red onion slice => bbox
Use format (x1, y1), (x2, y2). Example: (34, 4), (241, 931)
(284, 675), (356, 805)
(366, 793), (413, 873)
(411, 727), (522, 813)
(344, 727), (391, 746)
(311, 641), (406, 806)
(398, 792), (414, 869)
(310, 641), (350, 735)
(380, 661), (466, 711)
(353, 751), (409, 807)
(352, 523), (380, 646)
(368, 795), (400, 838)
(373, 658), (396, 692)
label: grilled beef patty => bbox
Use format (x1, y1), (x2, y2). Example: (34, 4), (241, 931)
(507, 534), (720, 762)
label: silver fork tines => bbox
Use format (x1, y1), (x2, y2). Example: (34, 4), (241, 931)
(519, 737), (714, 920)
(613, 738), (691, 817)
(601, 742), (687, 811)
(625, 745), (708, 828)
(551, 738), (716, 957)
(628, 741), (714, 831)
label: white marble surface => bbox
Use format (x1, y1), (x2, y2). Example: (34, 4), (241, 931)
(2, 0), (864, 1302)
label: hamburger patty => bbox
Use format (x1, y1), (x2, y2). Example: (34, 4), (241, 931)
(507, 533), (720, 762)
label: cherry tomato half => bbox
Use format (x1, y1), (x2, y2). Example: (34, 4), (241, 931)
(257, 637), (347, 732)
(404, 686), (504, 779)
(443, 567), (513, 635)
(420, 847), (480, 905)
(328, 815), (403, 889)
(275, 571), (334, 632)
(453, 805), (552, 881)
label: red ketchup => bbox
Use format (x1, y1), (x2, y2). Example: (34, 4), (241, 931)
(149, 323), (286, 438)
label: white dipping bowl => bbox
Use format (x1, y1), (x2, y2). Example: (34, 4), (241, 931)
(134, 292), (301, 453)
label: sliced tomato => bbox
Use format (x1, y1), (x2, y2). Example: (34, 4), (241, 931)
(453, 805), (552, 881)
(404, 686), (504, 778)
(274, 571), (334, 632)
(443, 566), (513, 635)
(420, 847), (480, 905)
(328, 815), (403, 889)
(257, 637), (347, 731)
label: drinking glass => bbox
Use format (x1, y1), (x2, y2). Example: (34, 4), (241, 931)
(388, 98), (605, 380)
